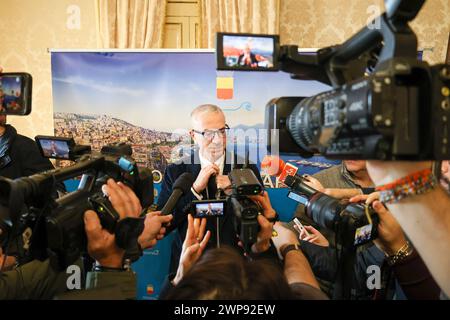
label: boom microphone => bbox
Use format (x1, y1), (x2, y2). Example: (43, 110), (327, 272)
(161, 172), (195, 215)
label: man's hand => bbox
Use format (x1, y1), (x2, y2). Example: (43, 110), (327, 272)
(84, 210), (124, 268)
(192, 164), (219, 193)
(84, 178), (143, 267)
(350, 191), (407, 255)
(0, 246), (16, 271)
(248, 191), (277, 220)
(102, 179), (142, 219)
(173, 214), (211, 285)
(349, 192), (380, 205)
(371, 200), (407, 255)
(138, 211), (173, 249)
(302, 175), (325, 192)
(296, 225), (329, 247)
(272, 222), (299, 259)
(216, 175), (231, 194)
(247, 191), (277, 253)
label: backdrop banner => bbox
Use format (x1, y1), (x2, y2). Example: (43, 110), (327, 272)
(51, 50), (339, 299)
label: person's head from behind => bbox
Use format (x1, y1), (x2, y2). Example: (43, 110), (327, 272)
(190, 104), (228, 163)
(164, 246), (294, 300)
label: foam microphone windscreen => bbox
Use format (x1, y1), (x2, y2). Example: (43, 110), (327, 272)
(261, 155), (286, 176)
(173, 172), (195, 193)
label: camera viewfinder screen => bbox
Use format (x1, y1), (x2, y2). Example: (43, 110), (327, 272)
(222, 35), (276, 70)
(38, 139), (70, 159)
(0, 76), (22, 113)
(354, 224), (373, 246)
(195, 202), (225, 217)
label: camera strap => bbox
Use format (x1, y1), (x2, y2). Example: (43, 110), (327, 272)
(364, 204), (373, 225)
(205, 177), (222, 249)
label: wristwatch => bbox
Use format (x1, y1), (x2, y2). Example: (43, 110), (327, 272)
(266, 211), (279, 223)
(386, 241), (414, 266)
(280, 243), (301, 259)
(93, 259), (132, 272)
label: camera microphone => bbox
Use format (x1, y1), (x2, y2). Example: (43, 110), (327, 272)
(160, 172), (195, 215)
(261, 155), (299, 183)
(261, 155), (319, 196)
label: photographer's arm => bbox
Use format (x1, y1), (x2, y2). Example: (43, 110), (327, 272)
(272, 223), (320, 289)
(366, 161), (450, 296)
(63, 180), (170, 299)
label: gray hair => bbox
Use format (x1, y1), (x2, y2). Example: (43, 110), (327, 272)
(190, 104), (224, 121)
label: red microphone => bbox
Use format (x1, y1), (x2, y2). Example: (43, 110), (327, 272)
(261, 155), (299, 183)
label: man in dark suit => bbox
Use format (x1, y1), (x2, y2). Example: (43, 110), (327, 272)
(157, 104), (270, 272)
(238, 44), (259, 68)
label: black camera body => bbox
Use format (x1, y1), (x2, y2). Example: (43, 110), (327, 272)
(229, 168), (263, 195)
(218, 0), (450, 160)
(228, 168), (263, 252)
(268, 60), (450, 160)
(0, 138), (154, 269)
(285, 174), (378, 247)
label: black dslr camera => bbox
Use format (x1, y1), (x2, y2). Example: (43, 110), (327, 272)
(0, 136), (153, 270)
(228, 168), (263, 252)
(284, 174), (378, 248)
(217, 0), (450, 160)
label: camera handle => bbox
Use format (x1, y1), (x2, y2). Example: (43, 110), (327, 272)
(332, 246), (357, 300)
(205, 178), (222, 249)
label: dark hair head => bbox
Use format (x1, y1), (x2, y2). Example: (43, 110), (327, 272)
(163, 246), (294, 300)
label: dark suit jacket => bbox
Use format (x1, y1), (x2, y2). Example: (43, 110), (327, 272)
(157, 151), (263, 272)
(238, 53), (258, 66)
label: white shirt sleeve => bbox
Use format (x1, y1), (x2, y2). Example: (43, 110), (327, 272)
(191, 187), (203, 200)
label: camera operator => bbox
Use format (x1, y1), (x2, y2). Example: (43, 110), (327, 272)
(290, 160), (385, 298)
(0, 67), (55, 180)
(294, 160), (374, 242)
(365, 161), (450, 297)
(290, 190), (441, 299)
(157, 104), (264, 272)
(0, 179), (172, 299)
(160, 203), (327, 300)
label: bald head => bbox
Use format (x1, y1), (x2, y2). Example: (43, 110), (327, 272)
(190, 104), (225, 124)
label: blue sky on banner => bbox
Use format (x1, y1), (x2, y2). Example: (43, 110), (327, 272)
(51, 52), (330, 132)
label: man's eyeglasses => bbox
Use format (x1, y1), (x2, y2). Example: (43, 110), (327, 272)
(192, 124), (230, 141)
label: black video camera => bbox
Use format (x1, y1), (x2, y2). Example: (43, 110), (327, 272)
(216, 0), (450, 160)
(228, 168), (263, 252)
(284, 174), (378, 247)
(0, 136), (154, 270)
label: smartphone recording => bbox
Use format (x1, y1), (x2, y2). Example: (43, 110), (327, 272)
(0, 73), (32, 116)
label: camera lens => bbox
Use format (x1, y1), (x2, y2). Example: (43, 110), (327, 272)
(305, 193), (345, 231)
(286, 96), (317, 153)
